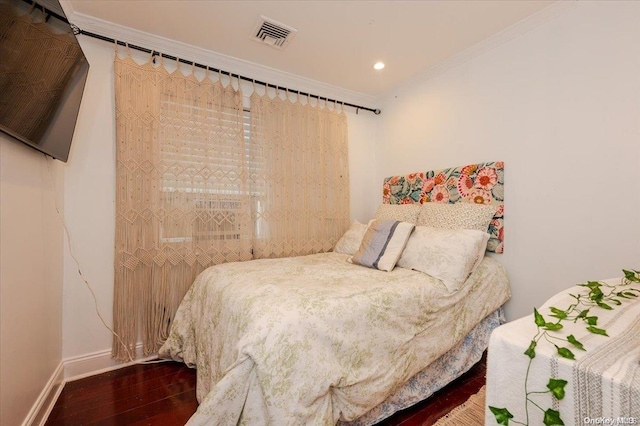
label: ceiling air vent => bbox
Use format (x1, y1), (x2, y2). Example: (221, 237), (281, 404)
(252, 16), (297, 50)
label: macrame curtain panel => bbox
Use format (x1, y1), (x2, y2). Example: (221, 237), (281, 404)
(249, 91), (350, 258)
(113, 53), (350, 360)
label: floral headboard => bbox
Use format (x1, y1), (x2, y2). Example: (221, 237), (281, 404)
(383, 161), (504, 253)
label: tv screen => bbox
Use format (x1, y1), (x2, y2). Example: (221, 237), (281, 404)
(0, 0), (89, 163)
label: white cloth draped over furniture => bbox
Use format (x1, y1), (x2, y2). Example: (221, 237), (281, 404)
(486, 277), (640, 425)
(113, 53), (349, 360)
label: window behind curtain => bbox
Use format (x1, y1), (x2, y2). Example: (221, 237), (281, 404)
(113, 58), (251, 360)
(249, 92), (350, 258)
(159, 95), (256, 248)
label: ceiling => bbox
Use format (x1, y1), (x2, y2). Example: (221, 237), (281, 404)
(66, 1), (554, 97)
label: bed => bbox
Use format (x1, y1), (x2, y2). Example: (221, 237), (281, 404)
(159, 161), (509, 425)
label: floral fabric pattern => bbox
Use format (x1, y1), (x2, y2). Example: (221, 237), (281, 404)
(342, 308), (505, 426)
(158, 253), (510, 425)
(383, 161), (504, 253)
(374, 204), (421, 223)
(416, 203), (498, 233)
(397, 227), (490, 292)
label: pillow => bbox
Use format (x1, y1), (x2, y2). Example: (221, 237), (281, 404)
(374, 204), (421, 223)
(416, 202), (497, 232)
(351, 220), (415, 272)
(397, 226), (490, 292)
(334, 221), (368, 255)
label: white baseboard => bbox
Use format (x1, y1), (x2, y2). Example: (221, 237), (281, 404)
(25, 344), (159, 425)
(22, 362), (64, 426)
(63, 343), (157, 382)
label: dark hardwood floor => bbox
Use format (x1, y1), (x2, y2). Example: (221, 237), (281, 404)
(45, 354), (486, 426)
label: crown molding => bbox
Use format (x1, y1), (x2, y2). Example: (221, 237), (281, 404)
(59, 2), (377, 109)
(376, 1), (578, 104)
(59, 0), (575, 110)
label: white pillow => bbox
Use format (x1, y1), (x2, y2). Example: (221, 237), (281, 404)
(350, 220), (415, 272)
(397, 226), (490, 292)
(374, 204), (421, 223)
(334, 221), (368, 255)
(417, 202), (497, 232)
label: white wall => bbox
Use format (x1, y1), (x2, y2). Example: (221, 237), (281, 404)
(348, 111), (380, 223)
(61, 38), (118, 359)
(0, 136), (64, 425)
(376, 1), (640, 320)
(61, 36), (380, 359)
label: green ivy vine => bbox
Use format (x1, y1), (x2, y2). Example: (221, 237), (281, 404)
(489, 269), (640, 426)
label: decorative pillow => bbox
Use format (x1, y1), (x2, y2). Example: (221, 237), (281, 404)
(416, 202), (497, 232)
(397, 226), (490, 292)
(334, 221), (368, 255)
(374, 204), (421, 223)
(351, 220), (415, 272)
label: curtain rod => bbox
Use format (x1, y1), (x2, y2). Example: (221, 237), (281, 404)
(73, 27), (382, 115)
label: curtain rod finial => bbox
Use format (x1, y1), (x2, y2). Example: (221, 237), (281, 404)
(374, 109), (382, 115)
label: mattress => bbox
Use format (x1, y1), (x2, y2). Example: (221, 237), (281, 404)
(159, 252), (510, 425)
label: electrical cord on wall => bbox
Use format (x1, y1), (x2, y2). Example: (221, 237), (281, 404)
(44, 154), (168, 366)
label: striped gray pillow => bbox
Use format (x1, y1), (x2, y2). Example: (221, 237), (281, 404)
(350, 220), (415, 272)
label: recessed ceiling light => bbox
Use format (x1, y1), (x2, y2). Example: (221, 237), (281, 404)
(373, 62), (385, 70)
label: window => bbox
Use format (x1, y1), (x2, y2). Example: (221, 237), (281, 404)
(158, 88), (257, 248)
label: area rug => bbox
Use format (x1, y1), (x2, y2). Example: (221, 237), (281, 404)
(432, 385), (485, 426)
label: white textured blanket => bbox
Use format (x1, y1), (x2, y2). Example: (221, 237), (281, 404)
(160, 252), (510, 425)
(486, 277), (640, 425)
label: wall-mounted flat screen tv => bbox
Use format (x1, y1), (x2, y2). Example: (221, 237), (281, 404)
(0, 0), (89, 163)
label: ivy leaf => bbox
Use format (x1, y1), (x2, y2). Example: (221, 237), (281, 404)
(556, 346), (575, 360)
(576, 309), (589, 319)
(611, 299), (622, 306)
(549, 307), (568, 319)
(585, 316), (598, 325)
(489, 406), (514, 425)
(524, 340), (537, 359)
(587, 326), (609, 336)
(544, 322), (563, 331)
(590, 288), (604, 303)
(597, 302), (612, 310)
(616, 292), (631, 299)
(624, 292), (638, 298)
(567, 334), (585, 351)
(580, 281), (601, 290)
(623, 269), (640, 282)
(547, 378), (568, 400)
(543, 408), (565, 426)
(534, 308), (546, 327)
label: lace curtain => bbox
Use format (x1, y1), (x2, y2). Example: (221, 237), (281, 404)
(113, 54), (350, 360)
(249, 92), (350, 258)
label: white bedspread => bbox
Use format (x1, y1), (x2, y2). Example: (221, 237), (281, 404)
(486, 277), (640, 426)
(159, 252), (510, 425)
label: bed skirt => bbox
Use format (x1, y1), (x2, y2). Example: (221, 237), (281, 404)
(343, 307), (505, 425)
